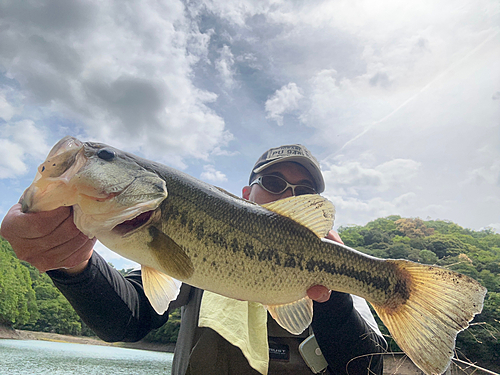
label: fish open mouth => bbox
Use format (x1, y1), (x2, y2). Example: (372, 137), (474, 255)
(112, 210), (154, 236)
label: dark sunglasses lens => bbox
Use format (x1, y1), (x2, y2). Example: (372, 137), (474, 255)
(261, 176), (287, 193)
(294, 186), (316, 196)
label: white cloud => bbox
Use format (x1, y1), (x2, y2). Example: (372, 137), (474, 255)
(0, 104), (50, 178)
(486, 223), (500, 233)
(296, 69), (396, 144)
(0, 0), (231, 166)
(265, 82), (304, 126)
(375, 159), (421, 189)
(0, 93), (17, 121)
(462, 145), (500, 186)
(200, 165), (228, 182)
(0, 139), (27, 178)
(213, 0), (498, 156)
(322, 158), (421, 195)
(327, 192), (418, 228)
(1, 120), (50, 160)
(211, 146), (240, 157)
(467, 163), (500, 186)
(321, 156), (423, 226)
(216, 45), (236, 89)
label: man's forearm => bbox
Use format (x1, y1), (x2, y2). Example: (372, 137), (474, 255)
(48, 252), (169, 342)
(312, 292), (387, 375)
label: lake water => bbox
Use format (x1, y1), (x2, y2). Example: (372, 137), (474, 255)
(0, 339), (173, 374)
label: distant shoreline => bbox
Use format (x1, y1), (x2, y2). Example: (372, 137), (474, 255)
(0, 325), (175, 353)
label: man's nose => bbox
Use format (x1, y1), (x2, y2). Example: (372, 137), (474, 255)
(281, 187), (294, 198)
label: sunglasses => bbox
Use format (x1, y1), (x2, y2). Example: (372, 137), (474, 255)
(250, 175), (317, 196)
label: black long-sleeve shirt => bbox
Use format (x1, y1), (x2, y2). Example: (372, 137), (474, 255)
(48, 251), (386, 374)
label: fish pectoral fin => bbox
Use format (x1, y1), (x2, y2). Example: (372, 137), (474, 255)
(147, 226), (194, 280)
(265, 296), (313, 335)
(142, 265), (182, 315)
(262, 195), (335, 238)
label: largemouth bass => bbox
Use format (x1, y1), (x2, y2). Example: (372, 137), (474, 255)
(20, 136), (486, 375)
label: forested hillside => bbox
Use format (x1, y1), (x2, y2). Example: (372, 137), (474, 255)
(0, 237), (94, 336)
(0, 237), (180, 342)
(1, 217), (499, 369)
(338, 216), (500, 370)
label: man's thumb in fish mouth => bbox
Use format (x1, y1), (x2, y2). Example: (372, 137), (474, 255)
(1, 203), (95, 273)
(1, 204), (72, 239)
(307, 285), (332, 303)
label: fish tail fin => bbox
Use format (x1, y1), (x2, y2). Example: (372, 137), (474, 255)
(372, 260), (487, 375)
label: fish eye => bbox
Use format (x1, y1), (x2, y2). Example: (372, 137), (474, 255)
(97, 149), (116, 161)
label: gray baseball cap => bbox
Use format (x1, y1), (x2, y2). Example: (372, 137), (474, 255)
(249, 144), (325, 193)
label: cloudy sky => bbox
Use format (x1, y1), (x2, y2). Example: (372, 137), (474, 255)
(1, 0), (499, 269)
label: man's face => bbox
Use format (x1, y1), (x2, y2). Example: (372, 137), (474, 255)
(242, 161), (316, 205)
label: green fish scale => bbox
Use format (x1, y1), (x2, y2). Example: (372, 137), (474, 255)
(151, 168), (400, 306)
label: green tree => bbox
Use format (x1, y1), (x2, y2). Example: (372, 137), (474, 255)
(387, 243), (410, 259)
(479, 270), (500, 293)
(423, 234), (468, 258)
(393, 235), (411, 244)
(143, 308), (181, 344)
(425, 220), (467, 235)
(455, 291), (500, 371)
(33, 295), (82, 335)
(338, 226), (364, 247)
(419, 249), (438, 264)
(395, 218), (435, 238)
(360, 229), (391, 246)
(366, 217), (400, 236)
(477, 232), (500, 250)
(483, 292), (500, 321)
(0, 239), (38, 326)
(19, 273), (83, 335)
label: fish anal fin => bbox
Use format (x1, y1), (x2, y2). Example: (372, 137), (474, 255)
(142, 266), (182, 315)
(148, 226), (194, 280)
(262, 195), (335, 238)
(265, 296), (313, 335)
(373, 260), (487, 375)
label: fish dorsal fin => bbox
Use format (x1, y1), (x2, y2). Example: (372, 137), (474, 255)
(148, 226), (194, 280)
(214, 186), (244, 200)
(262, 195), (335, 238)
(265, 296), (313, 335)
(142, 266), (182, 315)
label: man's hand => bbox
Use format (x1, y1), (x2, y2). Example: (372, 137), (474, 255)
(325, 230), (344, 245)
(306, 230), (344, 303)
(0, 204), (95, 274)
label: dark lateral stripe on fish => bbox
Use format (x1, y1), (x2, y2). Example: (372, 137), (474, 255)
(162, 197), (408, 303)
(305, 257), (392, 288)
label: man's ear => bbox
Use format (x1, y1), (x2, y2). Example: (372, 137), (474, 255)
(242, 186), (251, 200)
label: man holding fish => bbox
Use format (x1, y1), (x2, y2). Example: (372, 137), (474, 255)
(2, 144), (386, 374)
